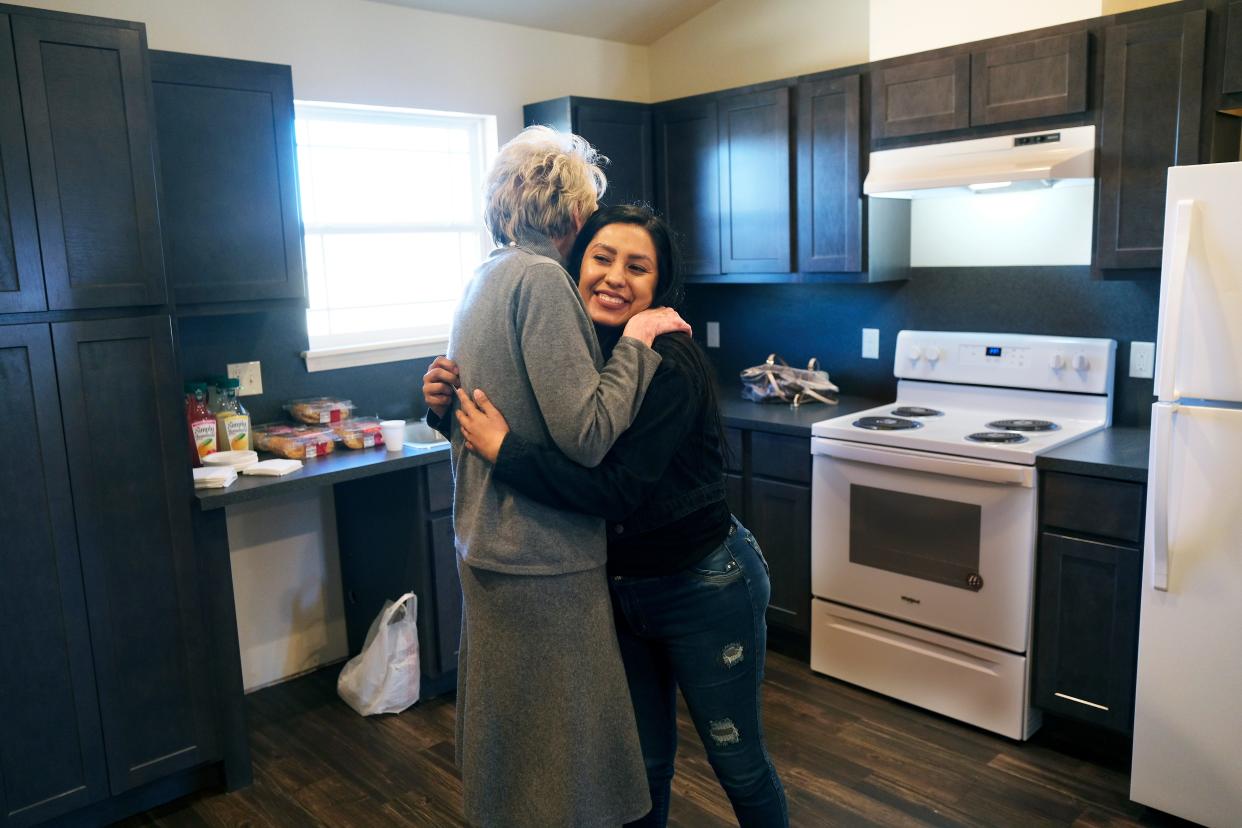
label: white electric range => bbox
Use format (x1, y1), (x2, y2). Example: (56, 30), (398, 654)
(809, 331), (1116, 740)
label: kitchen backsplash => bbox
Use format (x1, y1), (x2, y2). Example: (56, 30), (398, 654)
(682, 266), (1160, 428)
(175, 306), (434, 425)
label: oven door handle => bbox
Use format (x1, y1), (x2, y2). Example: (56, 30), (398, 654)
(812, 438), (1035, 487)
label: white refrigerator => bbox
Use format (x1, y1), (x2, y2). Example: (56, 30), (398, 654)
(1129, 161), (1242, 827)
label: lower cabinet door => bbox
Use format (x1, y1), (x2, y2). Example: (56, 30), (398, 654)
(51, 316), (215, 793)
(747, 477), (811, 635)
(1034, 531), (1141, 733)
(0, 324), (108, 826)
(428, 512), (462, 676)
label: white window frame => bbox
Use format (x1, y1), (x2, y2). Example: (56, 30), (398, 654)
(295, 101), (497, 372)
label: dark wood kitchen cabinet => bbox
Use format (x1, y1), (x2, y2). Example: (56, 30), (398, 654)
(524, 96), (654, 208)
(796, 74), (862, 273)
(12, 13), (166, 310)
(871, 54), (970, 140)
(718, 87), (792, 273)
(0, 324), (108, 826)
(1035, 472), (1146, 734)
(970, 30), (1089, 126)
(1, 315), (216, 824)
(52, 315), (216, 792)
(151, 52), (306, 305)
(1225, 1), (1242, 95)
(1095, 11), (1206, 273)
(336, 459), (462, 688)
(654, 98), (721, 276)
(0, 15), (45, 315)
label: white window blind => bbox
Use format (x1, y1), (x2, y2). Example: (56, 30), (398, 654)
(295, 101), (496, 368)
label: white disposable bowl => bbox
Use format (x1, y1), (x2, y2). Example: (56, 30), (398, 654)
(203, 450), (259, 469)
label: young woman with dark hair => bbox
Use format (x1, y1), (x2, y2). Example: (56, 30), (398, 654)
(425, 204), (788, 827)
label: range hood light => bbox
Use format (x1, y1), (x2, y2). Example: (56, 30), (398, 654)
(968, 181), (1012, 192)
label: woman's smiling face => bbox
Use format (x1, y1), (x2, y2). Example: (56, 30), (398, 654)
(576, 222), (659, 327)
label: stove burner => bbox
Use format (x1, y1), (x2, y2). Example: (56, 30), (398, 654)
(986, 418), (1060, 432)
(854, 416), (923, 431)
(891, 406), (943, 418)
(966, 431), (1029, 444)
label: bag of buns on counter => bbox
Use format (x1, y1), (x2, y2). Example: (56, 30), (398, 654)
(285, 396), (355, 425)
(333, 416), (385, 450)
(253, 423), (337, 460)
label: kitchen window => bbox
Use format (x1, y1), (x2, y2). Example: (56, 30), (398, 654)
(295, 101), (497, 372)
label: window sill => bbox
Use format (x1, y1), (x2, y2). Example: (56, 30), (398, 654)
(302, 336), (447, 373)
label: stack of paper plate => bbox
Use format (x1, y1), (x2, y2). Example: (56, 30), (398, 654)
(203, 450), (259, 470)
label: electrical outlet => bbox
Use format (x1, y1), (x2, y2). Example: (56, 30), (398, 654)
(1130, 341), (1155, 379)
(227, 361), (263, 396)
(862, 328), (880, 360)
(706, 321), (720, 349)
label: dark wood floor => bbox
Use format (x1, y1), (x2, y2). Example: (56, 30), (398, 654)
(117, 653), (1198, 827)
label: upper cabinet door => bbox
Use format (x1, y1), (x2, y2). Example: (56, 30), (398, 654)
(970, 30), (1088, 126)
(150, 52), (306, 305)
(872, 54), (970, 140)
(1225, 1), (1242, 95)
(718, 87), (792, 273)
(796, 75), (862, 273)
(1095, 11), (1205, 272)
(0, 324), (108, 826)
(12, 15), (165, 310)
(0, 15), (45, 314)
(574, 102), (654, 208)
(52, 315), (215, 794)
(654, 100), (721, 276)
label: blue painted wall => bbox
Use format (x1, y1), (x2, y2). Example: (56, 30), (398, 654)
(680, 267), (1160, 428)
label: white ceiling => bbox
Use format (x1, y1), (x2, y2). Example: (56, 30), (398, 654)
(365, 0), (721, 45)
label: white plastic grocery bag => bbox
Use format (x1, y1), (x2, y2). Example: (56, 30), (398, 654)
(337, 592), (421, 716)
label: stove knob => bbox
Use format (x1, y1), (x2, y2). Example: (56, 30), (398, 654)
(908, 346), (924, 362)
(925, 347), (941, 363)
(1050, 354), (1066, 371)
(1073, 354), (1090, 371)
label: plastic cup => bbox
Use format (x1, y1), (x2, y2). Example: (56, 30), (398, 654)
(380, 419), (406, 451)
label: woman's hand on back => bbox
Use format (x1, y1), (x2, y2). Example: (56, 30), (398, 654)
(455, 386), (511, 463)
(621, 307), (692, 347)
(423, 356), (461, 418)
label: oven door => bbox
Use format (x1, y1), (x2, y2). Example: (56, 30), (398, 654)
(811, 438), (1037, 652)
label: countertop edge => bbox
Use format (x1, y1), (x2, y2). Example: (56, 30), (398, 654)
(194, 445), (451, 510)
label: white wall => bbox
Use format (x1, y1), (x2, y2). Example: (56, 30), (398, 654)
(869, 0), (1103, 61)
(13, 0), (651, 141)
(226, 489), (347, 691)
(648, 0), (869, 101)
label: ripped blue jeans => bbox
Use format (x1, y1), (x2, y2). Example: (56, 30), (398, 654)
(611, 516), (789, 828)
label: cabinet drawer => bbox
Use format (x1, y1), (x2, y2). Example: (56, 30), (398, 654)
(1041, 471), (1144, 544)
(426, 459), (452, 513)
(751, 432), (810, 484)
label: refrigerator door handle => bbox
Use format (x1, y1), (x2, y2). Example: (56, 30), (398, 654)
(1151, 404), (1176, 591)
(1156, 199), (1196, 401)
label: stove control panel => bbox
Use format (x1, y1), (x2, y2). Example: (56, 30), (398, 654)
(895, 331), (1116, 394)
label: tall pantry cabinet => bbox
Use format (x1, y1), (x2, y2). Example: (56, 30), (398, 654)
(0, 5), (222, 826)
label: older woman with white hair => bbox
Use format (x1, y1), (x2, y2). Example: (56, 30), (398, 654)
(442, 126), (688, 827)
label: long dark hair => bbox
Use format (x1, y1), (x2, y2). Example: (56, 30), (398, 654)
(568, 204), (727, 456)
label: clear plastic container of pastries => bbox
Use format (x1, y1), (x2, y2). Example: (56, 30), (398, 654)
(284, 397), (355, 425)
(252, 423), (338, 459)
(332, 417), (386, 450)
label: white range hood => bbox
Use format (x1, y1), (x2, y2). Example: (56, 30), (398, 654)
(864, 125), (1096, 199)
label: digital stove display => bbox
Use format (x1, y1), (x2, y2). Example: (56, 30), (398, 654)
(986, 346), (1003, 357)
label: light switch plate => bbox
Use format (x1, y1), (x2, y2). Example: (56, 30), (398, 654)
(706, 321), (720, 349)
(1130, 341), (1155, 379)
(227, 361), (263, 396)
(862, 328), (880, 360)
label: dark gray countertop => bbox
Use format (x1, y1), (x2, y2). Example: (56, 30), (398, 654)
(194, 443), (451, 510)
(719, 394), (886, 437)
(1036, 426), (1150, 483)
